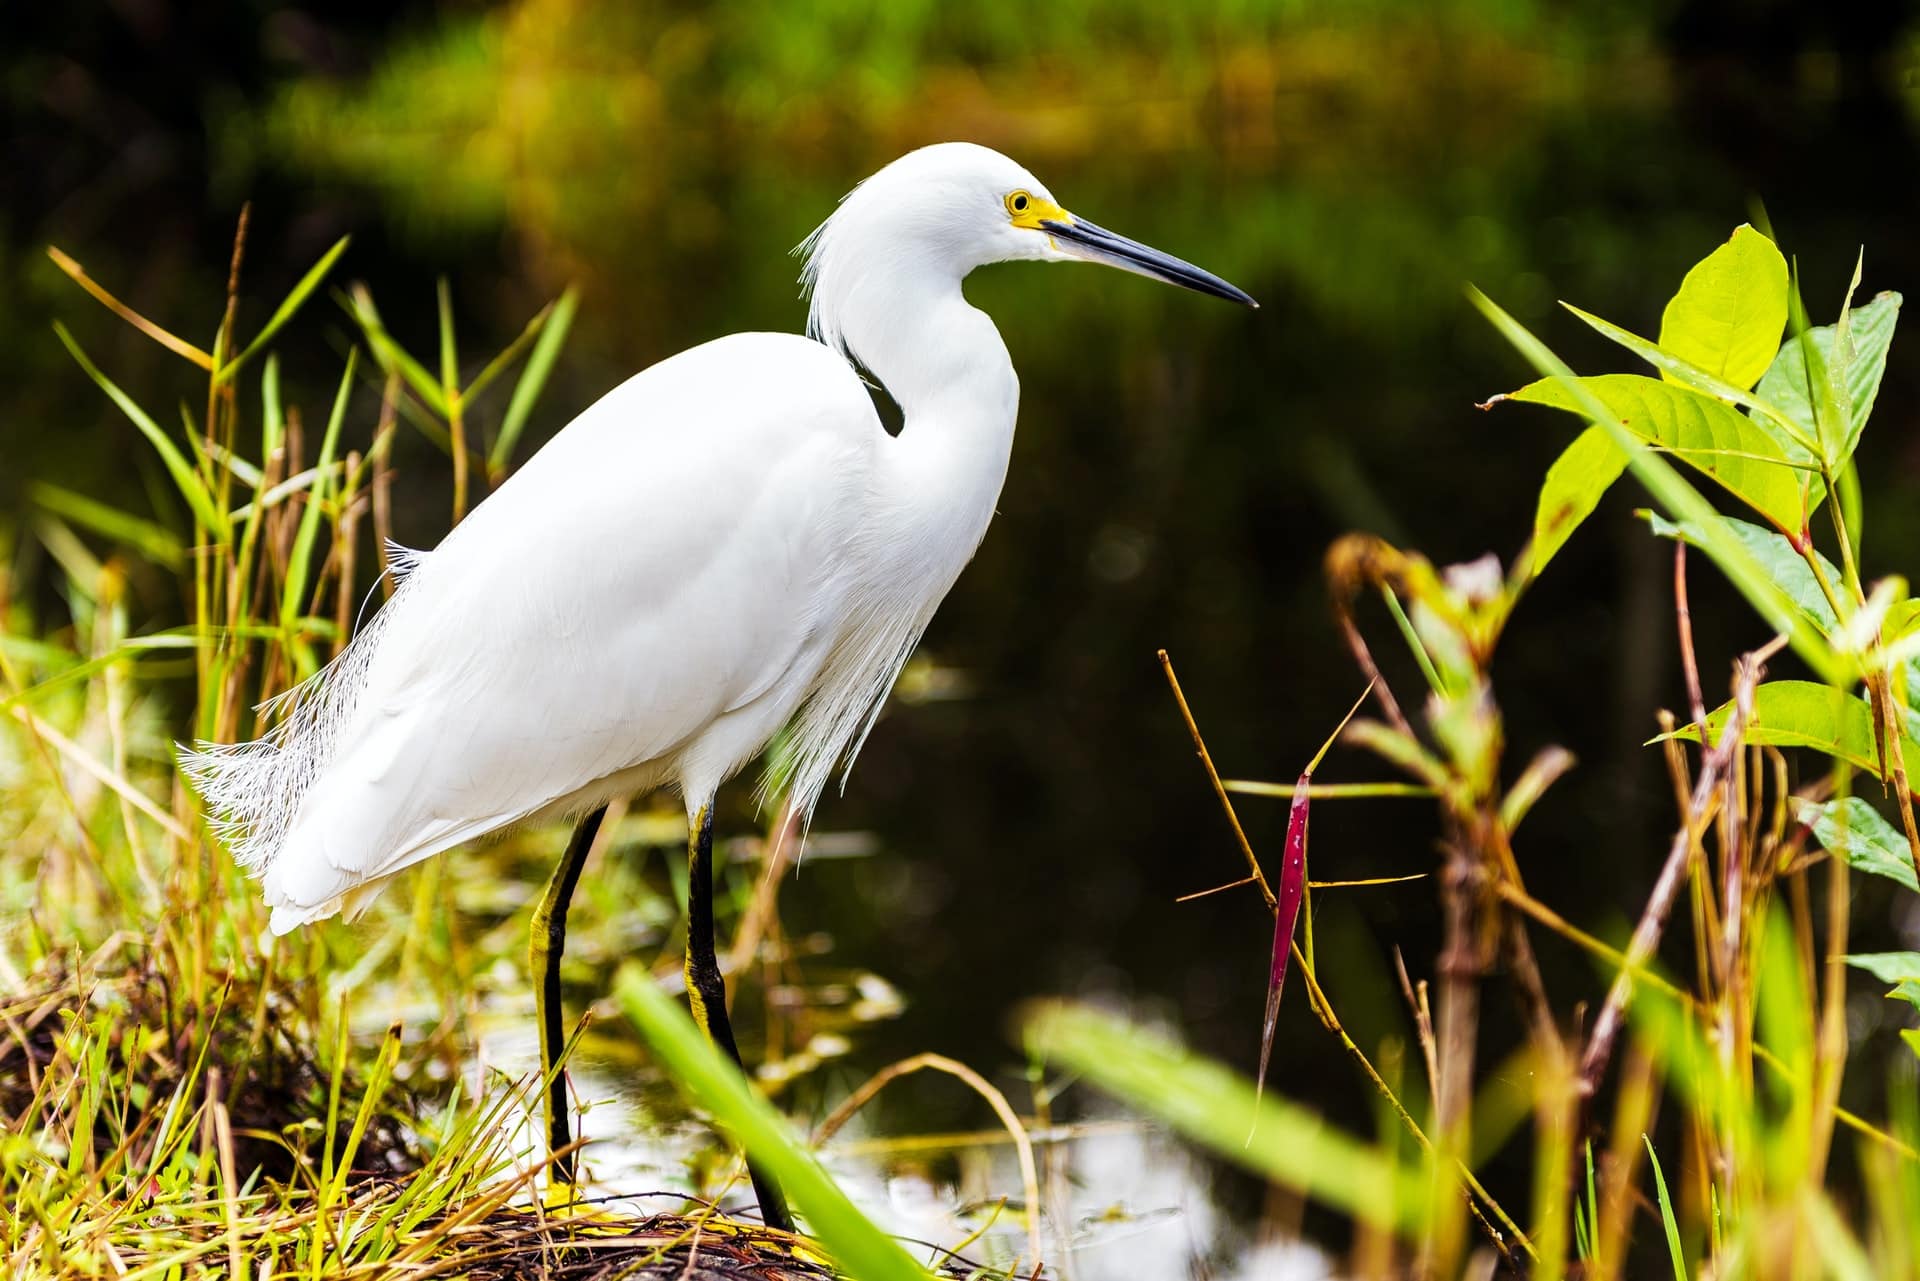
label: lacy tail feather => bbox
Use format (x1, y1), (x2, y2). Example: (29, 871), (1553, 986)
(177, 568), (416, 876)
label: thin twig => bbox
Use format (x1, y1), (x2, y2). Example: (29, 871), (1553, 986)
(1393, 946), (1439, 1094)
(1576, 637), (1783, 1099)
(1295, 950), (1531, 1262)
(1174, 876), (1256, 903)
(812, 1053), (1046, 1270)
(1158, 650), (1274, 910)
(1335, 610), (1417, 740)
(1501, 878), (1915, 1160)
(1223, 779), (1436, 799)
(1675, 542), (1707, 730)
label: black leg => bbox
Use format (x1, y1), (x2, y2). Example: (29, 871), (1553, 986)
(531, 804), (605, 1185)
(685, 802), (795, 1231)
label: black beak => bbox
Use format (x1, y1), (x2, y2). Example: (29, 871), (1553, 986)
(1041, 217), (1257, 308)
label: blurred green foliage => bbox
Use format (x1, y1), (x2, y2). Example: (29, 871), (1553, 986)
(251, 0), (1673, 349)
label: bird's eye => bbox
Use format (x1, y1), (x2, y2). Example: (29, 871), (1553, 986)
(1006, 190), (1033, 217)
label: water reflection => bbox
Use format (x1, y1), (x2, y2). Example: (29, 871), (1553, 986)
(475, 1008), (1331, 1279)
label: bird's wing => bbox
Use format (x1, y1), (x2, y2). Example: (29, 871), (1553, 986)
(260, 333), (880, 917)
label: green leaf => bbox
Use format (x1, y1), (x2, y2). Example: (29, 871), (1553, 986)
(1664, 680), (1920, 778)
(1657, 224), (1788, 392)
(1798, 798), (1917, 891)
(1644, 512), (1840, 633)
(1532, 426), (1626, 575)
(1506, 373), (1811, 537)
(1023, 1001), (1426, 1233)
(1471, 288), (1844, 685)
(614, 966), (931, 1281)
(54, 323), (227, 538)
(218, 236), (350, 383)
(1792, 266), (1852, 466)
(491, 287), (578, 476)
(1903, 1029), (1920, 1060)
(1845, 953), (1920, 1015)
(1565, 303), (1818, 462)
(1844, 952), (1920, 986)
(1755, 291), (1900, 469)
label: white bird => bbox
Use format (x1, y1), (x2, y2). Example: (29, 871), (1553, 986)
(182, 141), (1254, 1225)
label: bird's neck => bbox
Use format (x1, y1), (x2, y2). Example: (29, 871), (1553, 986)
(843, 274), (1019, 585)
(843, 271), (1016, 423)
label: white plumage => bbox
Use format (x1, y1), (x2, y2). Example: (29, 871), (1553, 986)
(181, 141), (1254, 935)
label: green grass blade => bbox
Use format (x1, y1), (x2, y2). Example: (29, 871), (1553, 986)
(282, 350), (357, 632)
(1381, 584), (1447, 695)
(1469, 287), (1844, 685)
(490, 286), (577, 475)
(343, 286), (449, 416)
(262, 354), (285, 460)
(1643, 1135), (1688, 1280)
(1023, 1000), (1427, 1234)
(219, 236), (349, 383)
(326, 1025), (403, 1204)
(54, 322), (227, 539)
(1579, 1140), (1598, 1263)
(436, 276), (458, 398)
(27, 481), (185, 569)
(1805, 1192), (1875, 1281)
(460, 299), (555, 407)
(613, 964), (932, 1281)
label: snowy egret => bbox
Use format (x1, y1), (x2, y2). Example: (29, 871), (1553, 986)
(183, 142), (1254, 1228)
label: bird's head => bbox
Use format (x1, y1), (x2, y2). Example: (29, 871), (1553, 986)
(800, 142), (1254, 363)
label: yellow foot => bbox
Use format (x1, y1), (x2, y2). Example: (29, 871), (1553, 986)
(541, 1177), (585, 1214)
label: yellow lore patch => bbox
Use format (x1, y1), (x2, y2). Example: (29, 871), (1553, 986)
(1006, 188), (1071, 231)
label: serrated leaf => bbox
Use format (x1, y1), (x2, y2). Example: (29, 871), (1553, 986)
(1645, 512), (1839, 634)
(1657, 224), (1788, 392)
(1756, 291), (1900, 470)
(1797, 797), (1917, 891)
(1662, 680), (1920, 779)
(1507, 374), (1810, 537)
(1532, 426), (1627, 575)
